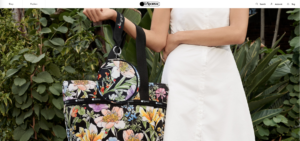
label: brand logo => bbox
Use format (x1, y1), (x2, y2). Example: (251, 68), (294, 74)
(75, 99), (84, 102)
(117, 14), (123, 28)
(140, 1), (160, 7)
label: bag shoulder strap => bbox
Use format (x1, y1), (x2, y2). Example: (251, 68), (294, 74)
(135, 24), (149, 101)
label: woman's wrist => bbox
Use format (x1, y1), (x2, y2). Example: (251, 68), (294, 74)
(173, 31), (181, 46)
(109, 9), (117, 22)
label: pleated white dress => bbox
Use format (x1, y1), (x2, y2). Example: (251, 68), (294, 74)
(161, 8), (256, 141)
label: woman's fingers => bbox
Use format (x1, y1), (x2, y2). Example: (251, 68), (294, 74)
(83, 8), (93, 21)
(94, 8), (102, 21)
(89, 8), (97, 22)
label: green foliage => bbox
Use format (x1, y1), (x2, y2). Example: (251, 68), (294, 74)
(233, 35), (300, 140)
(233, 8), (300, 140)
(0, 8), (149, 141)
(0, 8), (101, 140)
(286, 8), (300, 54)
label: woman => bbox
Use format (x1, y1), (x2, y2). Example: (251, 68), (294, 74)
(83, 8), (256, 141)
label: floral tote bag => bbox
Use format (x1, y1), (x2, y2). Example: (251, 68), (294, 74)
(62, 11), (169, 141)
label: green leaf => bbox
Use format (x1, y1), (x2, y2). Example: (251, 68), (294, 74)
(122, 8), (142, 25)
(54, 26), (68, 33)
(14, 95), (23, 104)
(257, 125), (269, 136)
(13, 108), (20, 117)
(41, 93), (49, 102)
(235, 42), (248, 72)
(276, 115), (288, 124)
(24, 109), (33, 120)
(41, 107), (55, 120)
(49, 38), (65, 46)
(271, 33), (285, 49)
(290, 98), (297, 104)
(251, 108), (283, 126)
(291, 66), (299, 75)
(16, 112), (25, 125)
(14, 78), (26, 86)
(290, 37), (300, 47)
(24, 53), (45, 63)
(43, 40), (57, 48)
(294, 85), (299, 92)
(49, 86), (60, 96)
(12, 82), (30, 96)
(52, 83), (62, 92)
(288, 11), (300, 21)
(18, 48), (30, 54)
(277, 125), (289, 134)
(48, 63), (62, 78)
(39, 118), (49, 130)
(32, 71), (54, 83)
(273, 116), (281, 123)
(10, 55), (21, 64)
(40, 28), (52, 34)
(37, 84), (46, 94)
(63, 15), (75, 24)
(260, 80), (289, 97)
(34, 104), (40, 118)
(249, 93), (286, 111)
(20, 128), (34, 141)
(40, 8), (56, 15)
(263, 118), (277, 126)
(246, 60), (281, 98)
(5, 68), (20, 78)
(32, 90), (42, 102)
(52, 125), (67, 139)
(39, 17), (47, 26)
(54, 107), (64, 119)
(64, 66), (75, 73)
(13, 127), (25, 140)
(295, 25), (299, 36)
(288, 110), (298, 119)
(247, 47), (280, 85)
(287, 84), (294, 92)
(52, 98), (63, 110)
(21, 98), (32, 110)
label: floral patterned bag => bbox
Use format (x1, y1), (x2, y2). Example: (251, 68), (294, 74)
(62, 11), (168, 141)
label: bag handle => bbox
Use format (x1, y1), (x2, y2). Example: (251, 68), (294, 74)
(107, 11), (127, 59)
(134, 24), (149, 101)
(106, 12), (149, 101)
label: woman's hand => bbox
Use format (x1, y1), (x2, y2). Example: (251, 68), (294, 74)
(83, 8), (117, 22)
(163, 32), (180, 61)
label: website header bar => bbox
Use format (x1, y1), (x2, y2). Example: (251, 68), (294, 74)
(0, 0), (299, 8)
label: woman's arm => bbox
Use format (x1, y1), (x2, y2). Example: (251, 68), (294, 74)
(108, 8), (171, 52)
(84, 8), (170, 52)
(164, 8), (249, 59)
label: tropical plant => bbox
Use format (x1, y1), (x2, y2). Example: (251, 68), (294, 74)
(233, 35), (294, 140)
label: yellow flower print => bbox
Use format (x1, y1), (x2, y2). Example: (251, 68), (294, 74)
(83, 130), (104, 141)
(154, 108), (165, 126)
(75, 127), (85, 140)
(139, 106), (157, 129)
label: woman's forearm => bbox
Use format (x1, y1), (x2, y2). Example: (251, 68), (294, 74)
(175, 26), (246, 48)
(110, 9), (167, 52)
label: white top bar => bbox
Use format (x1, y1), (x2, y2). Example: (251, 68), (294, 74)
(0, 0), (299, 8)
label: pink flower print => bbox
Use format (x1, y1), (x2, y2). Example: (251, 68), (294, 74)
(155, 88), (166, 100)
(94, 107), (125, 129)
(123, 129), (143, 141)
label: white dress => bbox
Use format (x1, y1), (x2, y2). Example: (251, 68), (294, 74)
(161, 8), (256, 141)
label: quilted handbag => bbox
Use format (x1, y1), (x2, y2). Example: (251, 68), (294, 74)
(62, 11), (169, 141)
